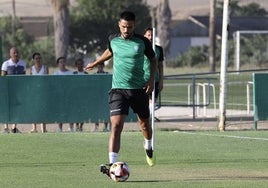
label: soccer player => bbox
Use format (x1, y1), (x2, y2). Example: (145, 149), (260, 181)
(84, 11), (157, 174)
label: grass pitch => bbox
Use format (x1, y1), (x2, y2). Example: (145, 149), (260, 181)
(0, 130), (267, 188)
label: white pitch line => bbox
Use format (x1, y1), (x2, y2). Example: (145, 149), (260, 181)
(177, 131), (268, 141)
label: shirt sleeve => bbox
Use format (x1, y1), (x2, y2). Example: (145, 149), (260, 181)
(157, 45), (164, 62)
(143, 37), (155, 60)
(1, 61), (7, 71)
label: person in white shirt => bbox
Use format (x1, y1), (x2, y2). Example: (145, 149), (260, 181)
(73, 58), (88, 132)
(29, 52), (49, 133)
(1, 47), (26, 133)
(94, 63), (110, 132)
(54, 57), (73, 75)
(54, 56), (74, 132)
(73, 58), (88, 75)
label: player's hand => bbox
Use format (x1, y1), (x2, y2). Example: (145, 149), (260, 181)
(144, 80), (154, 94)
(84, 63), (94, 71)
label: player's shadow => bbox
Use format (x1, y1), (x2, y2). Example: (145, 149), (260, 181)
(126, 180), (172, 183)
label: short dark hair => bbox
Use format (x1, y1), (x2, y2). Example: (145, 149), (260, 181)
(32, 52), (41, 59)
(56, 56), (65, 64)
(120, 11), (135, 21)
(75, 58), (84, 65)
(144, 27), (153, 34)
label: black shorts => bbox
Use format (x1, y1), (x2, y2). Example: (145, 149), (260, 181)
(109, 89), (150, 119)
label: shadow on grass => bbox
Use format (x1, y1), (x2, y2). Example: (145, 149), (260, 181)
(0, 162), (87, 168)
(181, 176), (268, 181)
(126, 180), (172, 183)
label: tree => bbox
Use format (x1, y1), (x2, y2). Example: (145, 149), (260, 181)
(51, 0), (70, 59)
(70, 0), (151, 56)
(216, 0), (268, 16)
(156, 0), (171, 62)
(216, 0), (241, 16)
(209, 0), (216, 72)
(240, 3), (267, 16)
(0, 16), (34, 62)
(240, 35), (268, 67)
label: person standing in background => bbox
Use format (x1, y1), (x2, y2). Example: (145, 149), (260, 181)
(54, 56), (74, 132)
(1, 47), (26, 133)
(143, 27), (164, 113)
(94, 62), (110, 132)
(29, 52), (49, 133)
(73, 58), (88, 132)
(73, 58), (88, 75)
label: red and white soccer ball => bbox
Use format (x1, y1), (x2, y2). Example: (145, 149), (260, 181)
(109, 162), (130, 182)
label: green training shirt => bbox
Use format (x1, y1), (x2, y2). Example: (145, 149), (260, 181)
(109, 33), (155, 89)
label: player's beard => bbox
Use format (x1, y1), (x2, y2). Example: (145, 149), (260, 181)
(122, 32), (132, 39)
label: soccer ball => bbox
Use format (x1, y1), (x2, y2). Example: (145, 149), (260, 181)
(109, 162), (130, 182)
